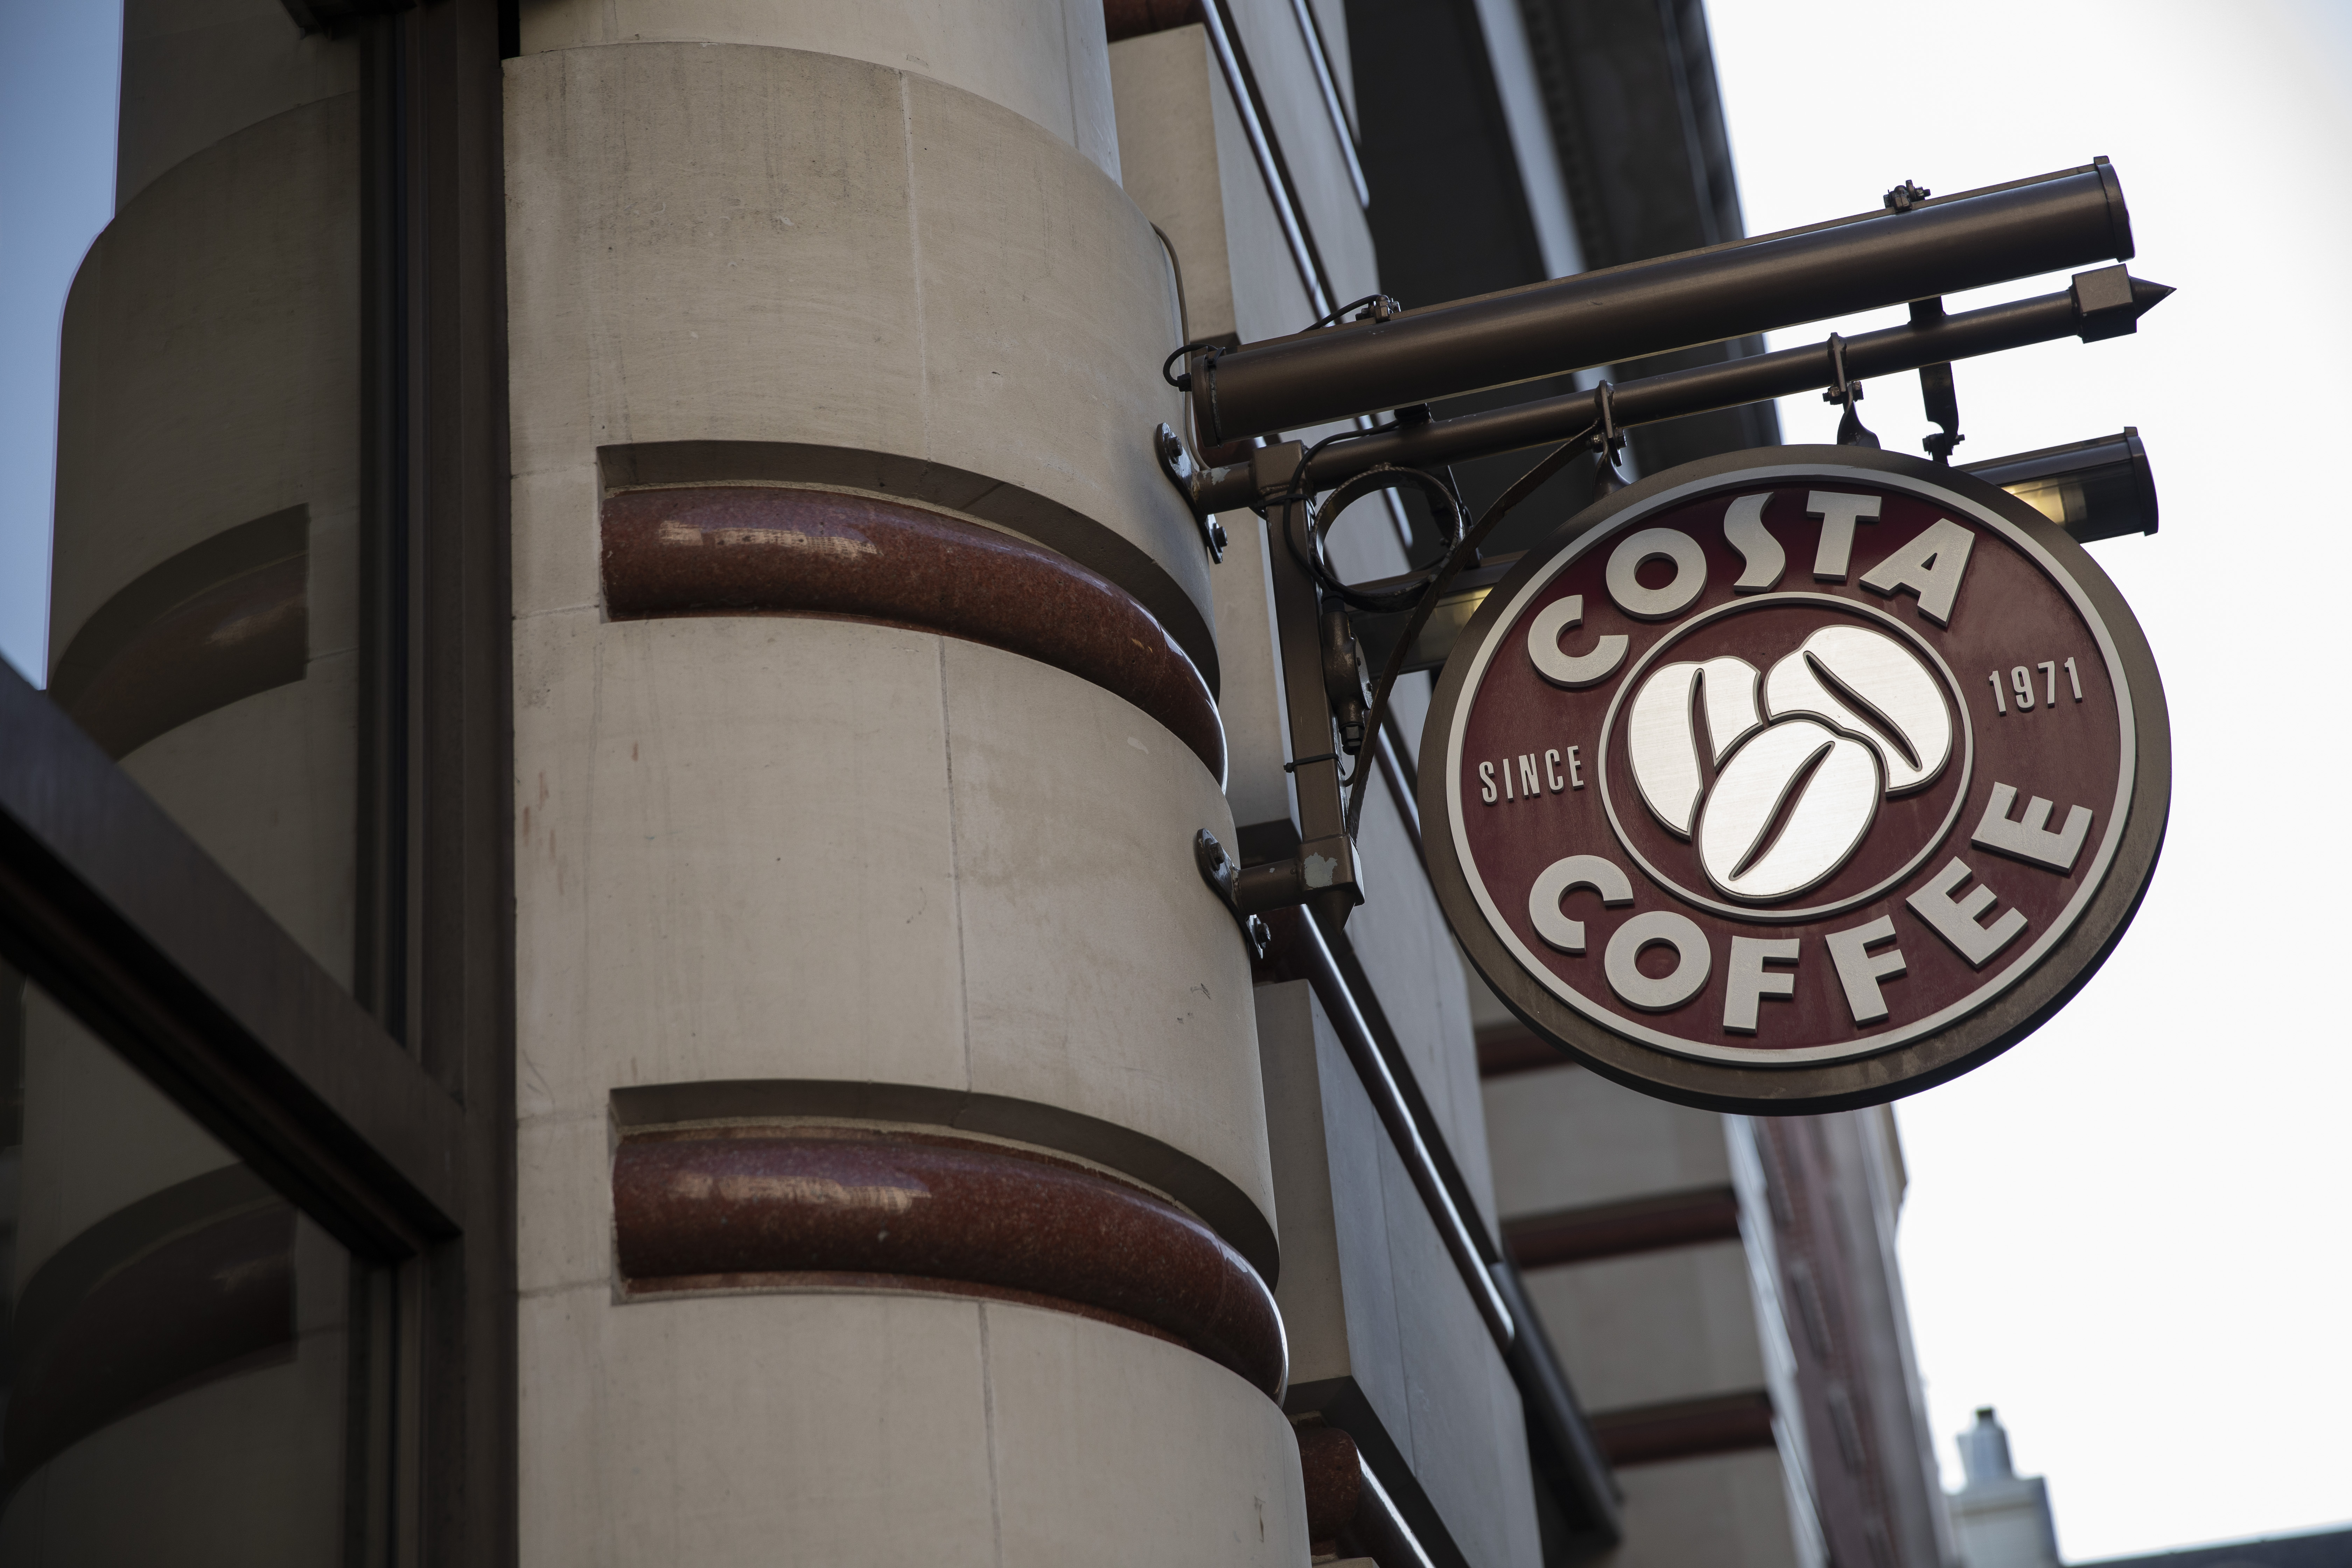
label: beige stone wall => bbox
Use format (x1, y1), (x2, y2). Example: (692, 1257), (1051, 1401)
(517, 0), (1122, 181)
(512, 618), (1273, 1240)
(519, 1289), (1306, 1568)
(504, 43), (1205, 642)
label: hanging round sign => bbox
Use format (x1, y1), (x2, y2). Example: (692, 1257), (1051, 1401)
(1422, 446), (2169, 1111)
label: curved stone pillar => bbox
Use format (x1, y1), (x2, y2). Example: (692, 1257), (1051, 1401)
(516, 0), (1122, 180)
(504, 41), (1209, 677)
(49, 93), (362, 983)
(515, 605), (1268, 1253)
(520, 1290), (1307, 1568)
(508, 22), (1288, 1566)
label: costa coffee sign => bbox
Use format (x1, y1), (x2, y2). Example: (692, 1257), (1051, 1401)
(1424, 447), (2169, 1110)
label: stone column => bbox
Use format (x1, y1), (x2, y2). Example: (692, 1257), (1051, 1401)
(504, 4), (1306, 1561)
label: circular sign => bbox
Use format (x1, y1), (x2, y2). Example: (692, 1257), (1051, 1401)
(1422, 447), (2169, 1111)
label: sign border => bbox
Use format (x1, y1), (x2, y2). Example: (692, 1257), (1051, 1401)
(1419, 446), (2171, 1113)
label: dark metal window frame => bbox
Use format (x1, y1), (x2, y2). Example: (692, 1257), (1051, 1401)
(0, 0), (515, 1559)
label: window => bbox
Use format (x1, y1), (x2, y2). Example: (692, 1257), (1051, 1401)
(0, 962), (393, 1564)
(0, 2), (512, 1561)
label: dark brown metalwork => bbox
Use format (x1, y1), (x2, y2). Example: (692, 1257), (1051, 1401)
(1488, 1256), (1622, 1555)
(1184, 269), (2173, 517)
(1965, 428), (2157, 542)
(399, 8), (520, 1560)
(1247, 444), (1365, 918)
(0, 658), (463, 1254)
(1187, 161), (2133, 443)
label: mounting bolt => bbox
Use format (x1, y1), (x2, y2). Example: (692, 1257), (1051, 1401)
(1155, 423), (1226, 564)
(1194, 830), (1272, 959)
(1883, 180), (1931, 213)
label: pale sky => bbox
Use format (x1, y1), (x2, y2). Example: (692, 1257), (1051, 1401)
(0, 0), (115, 684)
(1709, 0), (2352, 1557)
(1, 2), (2344, 1560)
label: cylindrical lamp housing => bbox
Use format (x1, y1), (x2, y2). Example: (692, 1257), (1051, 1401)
(1189, 161), (2133, 444)
(1962, 428), (2156, 541)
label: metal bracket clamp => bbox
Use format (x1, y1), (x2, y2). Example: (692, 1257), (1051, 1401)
(1591, 382), (1627, 496)
(1910, 297), (1965, 465)
(1822, 334), (1881, 449)
(1155, 423), (1229, 563)
(1195, 831), (1272, 959)
(1254, 440), (1372, 926)
(1195, 827), (1362, 936)
(1319, 607), (1370, 757)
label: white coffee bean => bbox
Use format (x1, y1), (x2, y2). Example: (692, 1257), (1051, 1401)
(1626, 655), (1763, 836)
(1696, 718), (1884, 901)
(1763, 625), (1951, 793)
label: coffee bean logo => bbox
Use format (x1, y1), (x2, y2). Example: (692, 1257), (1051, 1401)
(1763, 625), (1952, 794)
(1627, 625), (1954, 903)
(1698, 719), (1882, 900)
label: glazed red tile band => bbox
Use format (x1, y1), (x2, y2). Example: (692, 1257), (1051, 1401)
(611, 1126), (1286, 1399)
(600, 485), (1227, 784)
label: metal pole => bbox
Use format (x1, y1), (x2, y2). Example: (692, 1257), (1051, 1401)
(1240, 444), (1363, 926)
(1178, 267), (2171, 517)
(1188, 160), (2133, 443)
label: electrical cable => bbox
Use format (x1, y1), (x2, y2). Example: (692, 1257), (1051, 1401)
(1340, 424), (1600, 841)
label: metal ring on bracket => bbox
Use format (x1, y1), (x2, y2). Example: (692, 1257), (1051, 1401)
(1287, 464), (1467, 613)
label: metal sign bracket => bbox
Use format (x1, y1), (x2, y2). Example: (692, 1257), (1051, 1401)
(1192, 442), (1366, 940)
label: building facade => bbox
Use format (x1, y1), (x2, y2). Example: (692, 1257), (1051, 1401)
(1949, 1408), (2063, 1568)
(0, 1), (1958, 1564)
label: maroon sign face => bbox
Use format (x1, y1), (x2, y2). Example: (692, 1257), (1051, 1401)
(1422, 447), (2170, 1111)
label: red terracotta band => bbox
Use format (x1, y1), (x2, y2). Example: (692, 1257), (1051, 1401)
(612, 1127), (1285, 1398)
(49, 505), (309, 760)
(1294, 1424), (1363, 1546)
(1586, 1390), (1777, 1468)
(1104, 0), (1205, 43)
(1475, 1022), (1569, 1079)
(1504, 1185), (1744, 1270)
(601, 486), (1225, 782)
